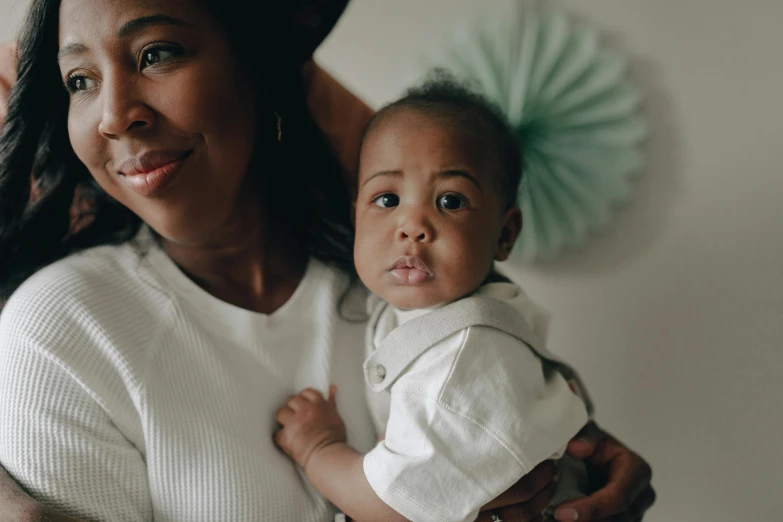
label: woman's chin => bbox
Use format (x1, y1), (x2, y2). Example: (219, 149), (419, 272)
(142, 210), (229, 246)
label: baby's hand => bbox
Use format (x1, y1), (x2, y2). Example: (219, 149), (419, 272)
(274, 386), (347, 470)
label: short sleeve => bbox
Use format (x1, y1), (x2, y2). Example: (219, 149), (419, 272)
(0, 295), (152, 521)
(363, 326), (588, 522)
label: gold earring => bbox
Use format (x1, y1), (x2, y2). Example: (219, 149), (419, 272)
(275, 112), (283, 143)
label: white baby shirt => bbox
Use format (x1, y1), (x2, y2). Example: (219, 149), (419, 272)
(361, 283), (590, 522)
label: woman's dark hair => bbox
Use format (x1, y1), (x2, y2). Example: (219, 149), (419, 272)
(0, 0), (355, 301)
(362, 69), (523, 209)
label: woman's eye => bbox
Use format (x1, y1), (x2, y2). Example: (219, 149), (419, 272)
(438, 194), (467, 210)
(373, 194), (400, 208)
(140, 46), (180, 70)
(65, 75), (97, 93)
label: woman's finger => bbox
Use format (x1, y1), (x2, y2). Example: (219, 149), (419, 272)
(474, 510), (543, 522)
(565, 421), (604, 460)
(554, 484), (628, 521)
(499, 479), (555, 522)
(328, 385), (337, 403)
(482, 460), (556, 510)
(629, 485), (656, 519)
(478, 476), (555, 522)
(590, 515), (633, 522)
(553, 454), (649, 522)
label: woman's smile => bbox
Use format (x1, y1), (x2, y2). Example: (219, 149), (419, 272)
(116, 148), (194, 197)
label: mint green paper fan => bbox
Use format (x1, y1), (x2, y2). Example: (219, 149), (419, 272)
(419, 2), (647, 263)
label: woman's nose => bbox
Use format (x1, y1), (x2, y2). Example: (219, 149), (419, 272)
(98, 75), (154, 139)
(397, 211), (434, 243)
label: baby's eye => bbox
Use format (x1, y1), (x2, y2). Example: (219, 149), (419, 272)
(373, 194), (400, 208)
(438, 194), (467, 210)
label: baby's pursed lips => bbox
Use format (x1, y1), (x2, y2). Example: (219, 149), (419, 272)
(389, 255), (433, 275)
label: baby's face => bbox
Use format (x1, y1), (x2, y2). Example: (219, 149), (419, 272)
(354, 108), (520, 309)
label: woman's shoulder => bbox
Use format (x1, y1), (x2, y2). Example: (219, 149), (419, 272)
(0, 241), (173, 369)
(4, 240), (161, 311)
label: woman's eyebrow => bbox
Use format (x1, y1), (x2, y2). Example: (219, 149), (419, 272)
(117, 15), (188, 38)
(58, 15), (188, 61)
(58, 43), (88, 61)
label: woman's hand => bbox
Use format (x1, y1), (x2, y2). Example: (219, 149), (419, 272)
(0, 41), (17, 125)
(274, 386), (347, 471)
(554, 423), (655, 522)
(475, 460), (557, 522)
(473, 422), (654, 522)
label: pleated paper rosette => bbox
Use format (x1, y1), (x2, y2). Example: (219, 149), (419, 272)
(419, 2), (647, 263)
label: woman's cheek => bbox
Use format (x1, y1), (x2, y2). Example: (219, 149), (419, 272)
(68, 110), (110, 186)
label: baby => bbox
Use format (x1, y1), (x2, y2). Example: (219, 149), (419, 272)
(275, 74), (592, 522)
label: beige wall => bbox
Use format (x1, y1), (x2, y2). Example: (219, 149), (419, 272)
(2, 0), (781, 520)
(0, 0), (25, 43)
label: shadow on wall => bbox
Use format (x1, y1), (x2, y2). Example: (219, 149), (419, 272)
(531, 31), (684, 276)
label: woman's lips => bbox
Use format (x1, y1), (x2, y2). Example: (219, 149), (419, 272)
(118, 149), (193, 197)
(389, 255), (434, 286)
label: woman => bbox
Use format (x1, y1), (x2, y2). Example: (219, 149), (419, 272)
(0, 0), (654, 520)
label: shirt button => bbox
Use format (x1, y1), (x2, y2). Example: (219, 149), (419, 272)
(370, 364), (387, 384)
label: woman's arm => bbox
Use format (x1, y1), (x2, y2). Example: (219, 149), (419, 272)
(0, 40), (16, 125)
(303, 60), (374, 184)
(0, 291), (152, 521)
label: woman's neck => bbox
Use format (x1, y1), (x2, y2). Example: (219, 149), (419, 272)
(160, 202), (308, 315)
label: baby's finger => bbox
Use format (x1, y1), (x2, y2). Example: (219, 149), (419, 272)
(328, 385), (337, 403)
(300, 388), (324, 403)
(275, 405), (295, 424)
(273, 429), (290, 453)
(286, 395), (309, 412)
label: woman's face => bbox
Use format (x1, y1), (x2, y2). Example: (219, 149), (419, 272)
(58, 0), (257, 243)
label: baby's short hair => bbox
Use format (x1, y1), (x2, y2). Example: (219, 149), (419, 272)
(363, 69), (523, 209)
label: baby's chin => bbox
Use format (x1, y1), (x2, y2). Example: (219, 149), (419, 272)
(376, 285), (460, 311)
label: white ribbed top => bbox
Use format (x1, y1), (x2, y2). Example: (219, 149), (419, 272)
(0, 233), (376, 521)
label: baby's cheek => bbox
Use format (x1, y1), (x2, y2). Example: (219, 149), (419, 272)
(452, 228), (496, 282)
(353, 236), (377, 284)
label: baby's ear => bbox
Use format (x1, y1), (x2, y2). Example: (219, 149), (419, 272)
(495, 207), (522, 262)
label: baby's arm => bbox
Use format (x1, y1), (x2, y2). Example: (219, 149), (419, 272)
(274, 387), (408, 522)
